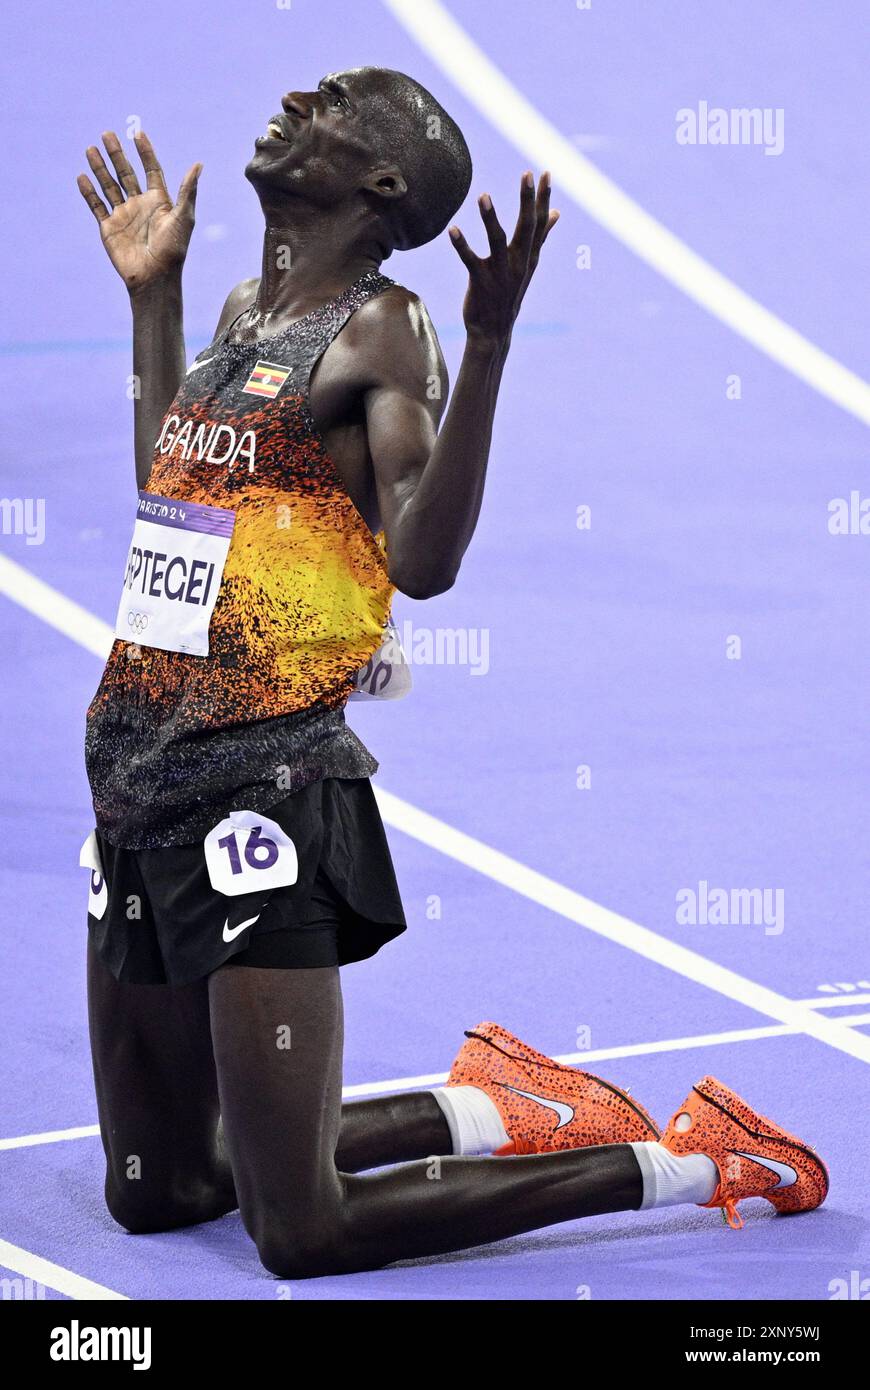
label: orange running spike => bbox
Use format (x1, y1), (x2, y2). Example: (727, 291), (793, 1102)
(661, 1075), (829, 1228)
(444, 1021), (660, 1154)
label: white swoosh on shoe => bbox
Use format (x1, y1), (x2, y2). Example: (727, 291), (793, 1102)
(732, 1150), (798, 1187)
(222, 914), (260, 943)
(499, 1083), (575, 1129)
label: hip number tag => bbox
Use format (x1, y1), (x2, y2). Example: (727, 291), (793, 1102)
(204, 810), (299, 897)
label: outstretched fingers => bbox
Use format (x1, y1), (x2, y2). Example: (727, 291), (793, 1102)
(510, 170), (538, 259)
(449, 193), (509, 270)
(477, 192), (508, 262)
(132, 130), (170, 198)
(542, 208), (560, 244)
(176, 162), (202, 219)
(532, 173), (552, 250)
(85, 142), (125, 209)
(524, 176), (559, 281)
(101, 131), (142, 198)
(450, 174), (554, 275)
(76, 173), (110, 223)
(448, 223), (479, 272)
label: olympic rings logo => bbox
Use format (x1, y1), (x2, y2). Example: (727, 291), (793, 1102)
(127, 611), (150, 634)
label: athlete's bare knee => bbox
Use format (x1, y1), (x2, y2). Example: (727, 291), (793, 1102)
(105, 1181), (176, 1234)
(105, 1175), (234, 1235)
(254, 1204), (349, 1278)
(254, 1177), (386, 1278)
(251, 1190), (354, 1278)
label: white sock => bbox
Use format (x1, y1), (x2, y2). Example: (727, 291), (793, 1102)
(630, 1142), (719, 1210)
(431, 1085), (511, 1156)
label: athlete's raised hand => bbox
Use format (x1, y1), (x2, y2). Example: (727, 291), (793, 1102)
(448, 170), (558, 348)
(77, 131), (201, 295)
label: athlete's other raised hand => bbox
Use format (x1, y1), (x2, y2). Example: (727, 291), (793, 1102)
(77, 131), (201, 296)
(77, 131), (196, 484)
(448, 170), (558, 349)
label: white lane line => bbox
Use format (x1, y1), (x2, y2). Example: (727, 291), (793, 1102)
(0, 1126), (102, 1151)
(5, 1007), (870, 1146)
(375, 788), (870, 1066)
(553, 1012), (870, 1067)
(0, 1238), (127, 1300)
(793, 993), (870, 1009)
(383, 0), (870, 428)
(2, 554), (870, 1068)
(0, 1124), (102, 1151)
(349, 1009), (870, 1091)
(0, 553), (112, 658)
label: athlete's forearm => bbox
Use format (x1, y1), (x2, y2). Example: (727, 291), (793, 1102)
(392, 334), (509, 597)
(130, 271), (187, 488)
(386, 169), (556, 597)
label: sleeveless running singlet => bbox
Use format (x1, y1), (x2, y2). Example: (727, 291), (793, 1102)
(86, 269), (397, 849)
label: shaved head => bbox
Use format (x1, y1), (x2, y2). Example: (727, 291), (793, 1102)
(246, 65), (472, 258)
(350, 67), (472, 251)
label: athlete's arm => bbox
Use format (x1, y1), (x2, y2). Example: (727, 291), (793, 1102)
(77, 131), (201, 488)
(356, 172), (558, 599)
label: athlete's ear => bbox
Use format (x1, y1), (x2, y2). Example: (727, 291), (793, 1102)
(362, 165), (408, 202)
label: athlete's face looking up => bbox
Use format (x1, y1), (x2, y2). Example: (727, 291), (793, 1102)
(245, 68), (408, 219)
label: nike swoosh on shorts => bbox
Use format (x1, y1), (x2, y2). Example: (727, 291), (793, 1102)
(222, 914), (260, 943)
(499, 1083), (575, 1129)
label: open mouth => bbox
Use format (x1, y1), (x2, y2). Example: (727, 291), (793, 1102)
(264, 113), (293, 142)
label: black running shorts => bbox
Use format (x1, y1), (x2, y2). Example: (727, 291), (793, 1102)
(84, 778), (406, 986)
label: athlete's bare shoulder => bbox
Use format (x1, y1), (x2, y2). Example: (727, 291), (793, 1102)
(212, 278), (260, 340)
(338, 281), (446, 396)
(348, 282), (434, 342)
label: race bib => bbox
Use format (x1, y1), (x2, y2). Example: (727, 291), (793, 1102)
(350, 619), (412, 701)
(80, 831), (108, 921)
(114, 491), (235, 657)
(204, 810), (299, 897)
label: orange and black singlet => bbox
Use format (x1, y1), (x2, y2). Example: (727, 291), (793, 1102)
(86, 269), (397, 849)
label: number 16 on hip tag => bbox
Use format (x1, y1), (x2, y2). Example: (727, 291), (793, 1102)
(204, 810), (299, 896)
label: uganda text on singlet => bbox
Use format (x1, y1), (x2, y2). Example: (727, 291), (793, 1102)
(86, 269), (398, 849)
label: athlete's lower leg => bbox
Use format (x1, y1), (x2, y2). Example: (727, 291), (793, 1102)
(321, 1142), (643, 1276)
(209, 963), (647, 1278)
(336, 1093), (452, 1172)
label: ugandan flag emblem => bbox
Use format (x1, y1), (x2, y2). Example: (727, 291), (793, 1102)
(241, 360), (291, 399)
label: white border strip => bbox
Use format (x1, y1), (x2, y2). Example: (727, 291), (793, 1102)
(0, 1238), (127, 1300)
(383, 0), (870, 427)
(5, 1007), (870, 1148)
